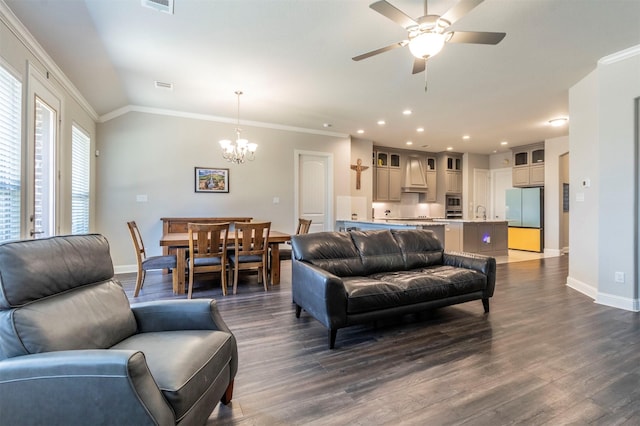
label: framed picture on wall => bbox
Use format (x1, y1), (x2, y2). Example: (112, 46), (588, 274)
(194, 167), (229, 193)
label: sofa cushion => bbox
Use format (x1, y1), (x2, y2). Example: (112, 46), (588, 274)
(391, 229), (443, 269)
(343, 266), (487, 314)
(292, 232), (365, 276)
(349, 230), (405, 274)
(112, 329), (235, 423)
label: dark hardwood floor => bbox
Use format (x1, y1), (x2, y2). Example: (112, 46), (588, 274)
(118, 256), (640, 425)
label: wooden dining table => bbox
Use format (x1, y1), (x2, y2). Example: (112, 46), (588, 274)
(159, 230), (291, 294)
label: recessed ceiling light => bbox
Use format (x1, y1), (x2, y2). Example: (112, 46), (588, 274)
(323, 123), (332, 128)
(493, 150), (498, 153)
(500, 141), (508, 145)
(377, 120), (386, 125)
(462, 135), (470, 140)
(416, 127), (424, 132)
(549, 117), (568, 127)
(357, 129), (364, 134)
(402, 109), (412, 116)
(406, 141), (413, 145)
(446, 147), (453, 151)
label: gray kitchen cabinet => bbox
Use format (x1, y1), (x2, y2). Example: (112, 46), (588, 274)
(512, 143), (544, 187)
(374, 150), (401, 201)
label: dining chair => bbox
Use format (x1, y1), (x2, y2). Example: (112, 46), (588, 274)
(187, 222), (230, 298)
(228, 221), (271, 294)
(127, 221), (177, 297)
(277, 218), (312, 261)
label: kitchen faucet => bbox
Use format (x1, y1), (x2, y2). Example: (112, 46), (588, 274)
(476, 205), (487, 220)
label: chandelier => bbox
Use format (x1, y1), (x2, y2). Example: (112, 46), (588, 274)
(219, 91), (257, 164)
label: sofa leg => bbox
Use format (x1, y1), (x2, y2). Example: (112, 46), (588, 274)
(295, 304), (302, 318)
(328, 329), (337, 349)
(482, 298), (490, 313)
(220, 380), (234, 405)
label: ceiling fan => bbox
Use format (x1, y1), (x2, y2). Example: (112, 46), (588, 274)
(352, 0), (506, 76)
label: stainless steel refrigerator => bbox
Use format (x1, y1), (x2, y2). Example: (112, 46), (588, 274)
(505, 187), (544, 252)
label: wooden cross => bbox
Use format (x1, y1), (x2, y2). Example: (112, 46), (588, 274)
(350, 158), (369, 190)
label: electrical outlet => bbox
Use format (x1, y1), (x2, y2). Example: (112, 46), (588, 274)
(615, 272), (625, 283)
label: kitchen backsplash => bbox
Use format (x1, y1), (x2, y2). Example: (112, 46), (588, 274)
(372, 193), (445, 219)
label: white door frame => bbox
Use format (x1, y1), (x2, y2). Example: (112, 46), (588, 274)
(294, 150), (333, 231)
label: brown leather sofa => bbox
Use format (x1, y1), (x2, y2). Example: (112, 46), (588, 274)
(291, 229), (496, 349)
(0, 234), (237, 425)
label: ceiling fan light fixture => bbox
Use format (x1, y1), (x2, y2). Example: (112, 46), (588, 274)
(409, 32), (446, 59)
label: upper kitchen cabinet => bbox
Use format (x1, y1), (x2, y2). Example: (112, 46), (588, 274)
(425, 156), (437, 202)
(512, 143), (544, 187)
(438, 153), (462, 194)
(374, 150), (401, 201)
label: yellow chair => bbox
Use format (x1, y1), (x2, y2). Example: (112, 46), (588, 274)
(187, 222), (230, 298)
(229, 221), (271, 294)
(127, 221), (177, 297)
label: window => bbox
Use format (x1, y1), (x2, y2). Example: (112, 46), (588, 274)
(71, 125), (90, 234)
(0, 64), (22, 242)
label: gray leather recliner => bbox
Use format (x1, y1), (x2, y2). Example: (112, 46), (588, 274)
(0, 234), (238, 425)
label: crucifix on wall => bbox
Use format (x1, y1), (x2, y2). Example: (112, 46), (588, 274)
(350, 158), (369, 190)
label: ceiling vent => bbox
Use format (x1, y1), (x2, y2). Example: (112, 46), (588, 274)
(141, 0), (174, 14)
(154, 81), (173, 90)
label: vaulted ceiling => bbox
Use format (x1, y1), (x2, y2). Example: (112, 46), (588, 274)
(5, 0), (640, 154)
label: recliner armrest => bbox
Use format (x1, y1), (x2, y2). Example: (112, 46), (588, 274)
(0, 349), (173, 426)
(131, 299), (231, 333)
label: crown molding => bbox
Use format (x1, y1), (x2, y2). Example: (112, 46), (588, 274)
(599, 44), (640, 65)
(99, 105), (350, 139)
(0, 0), (98, 121)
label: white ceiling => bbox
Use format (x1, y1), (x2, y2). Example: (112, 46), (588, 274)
(5, 0), (640, 154)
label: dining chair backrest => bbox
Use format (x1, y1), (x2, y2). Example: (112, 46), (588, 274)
(296, 218), (312, 235)
(127, 221), (147, 262)
(187, 222), (230, 297)
(233, 221), (271, 256)
(188, 222), (229, 260)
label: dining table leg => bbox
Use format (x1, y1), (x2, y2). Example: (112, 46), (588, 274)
(270, 243), (281, 285)
(174, 247), (186, 294)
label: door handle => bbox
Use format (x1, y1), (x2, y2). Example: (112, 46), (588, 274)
(30, 229), (44, 237)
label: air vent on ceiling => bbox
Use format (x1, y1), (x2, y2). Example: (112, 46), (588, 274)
(141, 0), (174, 14)
(154, 81), (173, 90)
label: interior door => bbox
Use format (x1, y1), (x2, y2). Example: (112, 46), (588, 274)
(295, 151), (332, 232)
(26, 66), (60, 239)
(491, 167), (513, 220)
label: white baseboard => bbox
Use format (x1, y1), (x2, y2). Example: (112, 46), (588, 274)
(596, 292), (640, 312)
(544, 248), (561, 256)
(567, 276), (640, 312)
(566, 276), (598, 299)
(114, 264), (137, 275)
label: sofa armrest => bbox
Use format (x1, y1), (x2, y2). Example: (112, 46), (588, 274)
(131, 299), (231, 333)
(0, 349), (173, 426)
(443, 252), (496, 297)
(292, 260), (348, 329)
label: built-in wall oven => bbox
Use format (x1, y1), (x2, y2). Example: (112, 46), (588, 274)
(446, 195), (462, 219)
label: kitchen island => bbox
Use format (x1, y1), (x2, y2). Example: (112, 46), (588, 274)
(336, 219), (508, 256)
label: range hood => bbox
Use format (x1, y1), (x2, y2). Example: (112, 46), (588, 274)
(402, 156), (429, 193)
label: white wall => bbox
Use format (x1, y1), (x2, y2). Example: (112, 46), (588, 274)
(96, 111), (351, 269)
(568, 45), (640, 311)
(544, 135), (569, 254)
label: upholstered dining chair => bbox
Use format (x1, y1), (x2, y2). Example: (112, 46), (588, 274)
(187, 222), (230, 298)
(277, 218), (312, 261)
(127, 221), (177, 297)
(228, 221), (271, 294)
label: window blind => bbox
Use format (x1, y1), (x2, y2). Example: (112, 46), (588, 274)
(0, 64), (22, 242)
(71, 125), (90, 234)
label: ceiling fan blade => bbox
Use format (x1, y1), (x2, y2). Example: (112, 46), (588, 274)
(412, 58), (426, 75)
(370, 1), (417, 29)
(352, 41), (408, 61)
(441, 0), (485, 25)
(447, 31), (506, 45)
